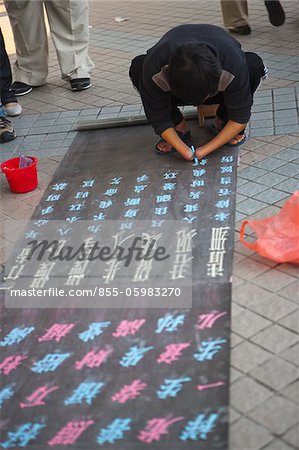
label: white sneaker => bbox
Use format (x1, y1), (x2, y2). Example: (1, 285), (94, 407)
(4, 102), (22, 117)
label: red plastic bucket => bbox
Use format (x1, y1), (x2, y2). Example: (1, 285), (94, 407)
(1, 156), (38, 193)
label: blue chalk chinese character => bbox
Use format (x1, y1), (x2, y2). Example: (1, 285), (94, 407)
(163, 182), (176, 191)
(193, 169), (206, 177)
(120, 345), (153, 367)
(99, 200), (113, 209)
(52, 182), (68, 191)
(189, 192), (202, 199)
(120, 222), (133, 230)
(103, 188), (118, 196)
(57, 227), (72, 236)
(214, 212), (230, 221)
(46, 194), (61, 202)
(193, 339), (226, 362)
(34, 219), (49, 227)
(155, 207), (168, 215)
(156, 194), (172, 203)
(157, 377), (191, 399)
(41, 206), (54, 215)
(215, 199), (230, 208)
(93, 213), (106, 221)
(78, 322), (111, 342)
(220, 177), (231, 185)
(191, 180), (204, 187)
(25, 230), (39, 239)
(136, 174), (149, 182)
(64, 382), (104, 405)
(218, 188), (231, 196)
(184, 204), (198, 213)
(97, 418), (131, 445)
(0, 423), (46, 448)
(88, 225), (102, 234)
(124, 198), (141, 206)
(66, 216), (81, 223)
(0, 386), (14, 408)
(0, 327), (34, 347)
(164, 171), (177, 180)
(220, 166), (232, 173)
(74, 191), (89, 199)
(156, 313), (185, 333)
(199, 159), (207, 165)
(183, 216), (197, 223)
(134, 185), (147, 193)
(69, 203), (84, 211)
(151, 220), (164, 228)
(124, 209), (139, 218)
(110, 177), (122, 185)
(82, 180), (95, 188)
(221, 155), (233, 163)
(31, 353), (71, 373)
(180, 414), (218, 441)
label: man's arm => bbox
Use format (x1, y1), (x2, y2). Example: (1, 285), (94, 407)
(195, 120), (246, 159)
(161, 128), (193, 160)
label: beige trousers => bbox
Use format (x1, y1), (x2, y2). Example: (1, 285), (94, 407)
(4, 0), (94, 85)
(220, 0), (249, 28)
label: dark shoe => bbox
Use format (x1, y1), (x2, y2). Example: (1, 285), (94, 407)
(11, 82), (33, 96)
(0, 117), (16, 143)
(264, 0), (285, 26)
(228, 25), (251, 35)
(70, 78), (92, 91)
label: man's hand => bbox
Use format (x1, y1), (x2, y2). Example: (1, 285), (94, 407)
(195, 120), (247, 159)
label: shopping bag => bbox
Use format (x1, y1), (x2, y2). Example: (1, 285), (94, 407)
(240, 191), (299, 265)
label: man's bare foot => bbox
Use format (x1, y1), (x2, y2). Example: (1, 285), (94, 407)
(156, 140), (173, 153)
(229, 133), (246, 145)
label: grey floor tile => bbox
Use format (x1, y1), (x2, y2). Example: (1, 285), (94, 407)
(251, 324), (299, 353)
(274, 116), (299, 127)
(283, 425), (299, 448)
(251, 128), (274, 137)
(253, 270), (297, 293)
(261, 439), (295, 450)
(230, 376), (272, 413)
(274, 162), (299, 177)
(253, 188), (289, 204)
(231, 341), (271, 373)
(233, 282), (273, 308)
(275, 178), (299, 193)
(282, 380), (299, 405)
(248, 396), (299, 435)
(255, 172), (289, 187)
(278, 310), (299, 333)
(276, 125), (299, 135)
(232, 310), (271, 339)
(250, 356), (298, 391)
(238, 166), (268, 180)
(230, 417), (273, 450)
(274, 148), (299, 161)
(251, 295), (297, 322)
(253, 157), (286, 171)
(237, 198), (268, 215)
(237, 181), (267, 197)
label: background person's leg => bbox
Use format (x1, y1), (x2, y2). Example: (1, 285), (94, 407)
(45, 0), (94, 83)
(4, 0), (48, 86)
(220, 0), (251, 34)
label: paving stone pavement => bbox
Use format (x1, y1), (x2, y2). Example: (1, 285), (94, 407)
(0, 1), (298, 449)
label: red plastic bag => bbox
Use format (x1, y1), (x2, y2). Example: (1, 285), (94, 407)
(240, 191), (299, 265)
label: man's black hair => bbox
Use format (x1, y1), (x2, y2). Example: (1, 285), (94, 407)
(167, 43), (222, 105)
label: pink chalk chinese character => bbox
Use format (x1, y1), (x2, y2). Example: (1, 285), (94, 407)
(38, 323), (75, 342)
(111, 379), (147, 403)
(197, 381), (225, 391)
(112, 319), (146, 337)
(75, 348), (112, 370)
(138, 417), (184, 443)
(0, 355), (27, 375)
(20, 385), (59, 408)
(157, 343), (190, 364)
(48, 420), (94, 446)
(197, 311), (227, 329)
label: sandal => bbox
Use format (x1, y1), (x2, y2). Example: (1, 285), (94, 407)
(210, 123), (247, 147)
(155, 130), (191, 155)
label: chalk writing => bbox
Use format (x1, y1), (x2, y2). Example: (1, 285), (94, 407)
(20, 385), (59, 408)
(97, 418), (131, 445)
(38, 324), (75, 342)
(157, 377), (191, 399)
(75, 348), (112, 370)
(48, 420), (94, 446)
(120, 345), (153, 367)
(0, 327), (34, 347)
(31, 353), (71, 373)
(0, 423), (46, 448)
(138, 417), (184, 443)
(113, 319), (146, 337)
(157, 343), (190, 364)
(111, 379), (147, 403)
(64, 382), (104, 405)
(180, 413), (219, 440)
(78, 322), (111, 342)
(0, 355), (27, 375)
(193, 339), (227, 362)
(156, 313), (185, 333)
